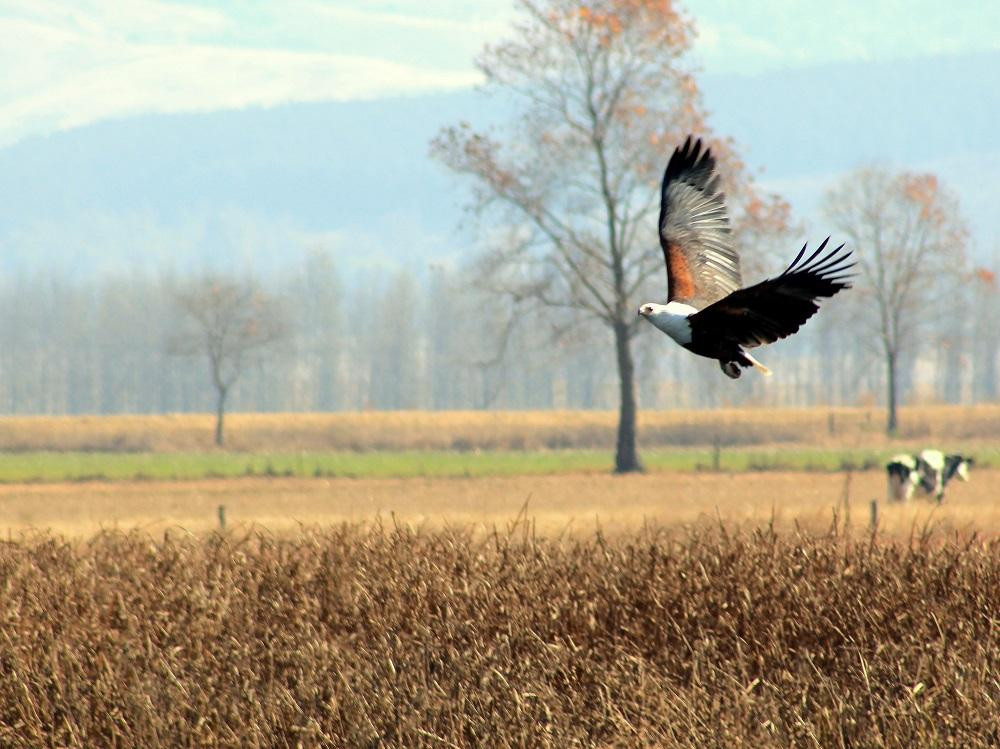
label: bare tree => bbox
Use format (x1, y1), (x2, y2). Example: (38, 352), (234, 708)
(970, 266), (1000, 401)
(825, 168), (967, 433)
(291, 250), (343, 410)
(169, 276), (290, 446)
(432, 0), (787, 472)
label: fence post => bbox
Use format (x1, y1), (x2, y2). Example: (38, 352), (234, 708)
(869, 499), (878, 530)
(218, 504), (227, 531)
(842, 471), (852, 526)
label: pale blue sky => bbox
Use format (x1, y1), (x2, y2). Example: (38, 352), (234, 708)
(1, 0), (998, 147)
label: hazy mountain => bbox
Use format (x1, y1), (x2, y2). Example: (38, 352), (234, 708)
(0, 92), (494, 278)
(702, 51), (1000, 253)
(1, 51), (997, 280)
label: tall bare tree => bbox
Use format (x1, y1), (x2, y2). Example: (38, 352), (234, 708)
(825, 168), (967, 433)
(169, 276), (289, 446)
(970, 266), (1000, 402)
(432, 0), (787, 472)
(291, 250), (343, 410)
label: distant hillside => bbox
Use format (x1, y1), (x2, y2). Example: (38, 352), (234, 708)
(0, 93), (495, 277)
(0, 51), (997, 279)
(703, 52), (999, 174)
(702, 51), (1000, 251)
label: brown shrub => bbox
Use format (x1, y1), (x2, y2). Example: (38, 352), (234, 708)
(0, 524), (997, 747)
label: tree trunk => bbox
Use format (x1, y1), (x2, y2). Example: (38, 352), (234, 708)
(215, 385), (228, 447)
(613, 322), (642, 473)
(886, 348), (898, 435)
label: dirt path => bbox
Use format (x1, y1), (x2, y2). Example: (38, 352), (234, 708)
(0, 470), (996, 538)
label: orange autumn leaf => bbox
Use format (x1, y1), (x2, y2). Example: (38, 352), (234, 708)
(975, 267), (997, 287)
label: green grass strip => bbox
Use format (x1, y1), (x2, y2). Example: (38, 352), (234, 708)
(0, 446), (992, 483)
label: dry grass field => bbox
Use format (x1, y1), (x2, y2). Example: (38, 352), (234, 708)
(1, 524), (997, 747)
(3, 404), (1000, 452)
(2, 408), (997, 746)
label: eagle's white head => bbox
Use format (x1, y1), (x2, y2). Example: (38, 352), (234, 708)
(637, 301), (696, 344)
(637, 303), (661, 318)
(638, 301), (698, 319)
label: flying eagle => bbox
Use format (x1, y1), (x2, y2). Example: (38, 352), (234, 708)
(638, 136), (853, 378)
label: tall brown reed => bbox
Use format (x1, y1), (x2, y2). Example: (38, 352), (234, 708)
(0, 523), (997, 747)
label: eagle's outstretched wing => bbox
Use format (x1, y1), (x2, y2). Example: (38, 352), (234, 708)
(658, 136), (741, 309)
(690, 239), (854, 348)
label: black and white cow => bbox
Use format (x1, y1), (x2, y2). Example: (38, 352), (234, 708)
(886, 450), (973, 503)
(918, 449), (974, 503)
(886, 453), (921, 502)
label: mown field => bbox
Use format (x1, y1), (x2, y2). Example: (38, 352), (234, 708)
(2, 404), (1000, 453)
(0, 445), (976, 483)
(0, 405), (995, 538)
(0, 405), (997, 483)
(2, 470), (997, 540)
(1, 524), (997, 747)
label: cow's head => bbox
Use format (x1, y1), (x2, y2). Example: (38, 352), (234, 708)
(944, 455), (974, 484)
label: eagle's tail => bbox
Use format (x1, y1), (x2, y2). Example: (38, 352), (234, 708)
(741, 350), (772, 377)
(721, 351), (773, 379)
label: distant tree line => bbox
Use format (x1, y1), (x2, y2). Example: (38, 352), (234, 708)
(0, 240), (995, 420)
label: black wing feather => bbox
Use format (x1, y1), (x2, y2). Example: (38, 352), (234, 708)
(690, 240), (854, 348)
